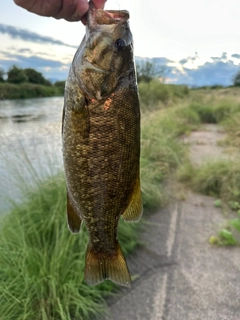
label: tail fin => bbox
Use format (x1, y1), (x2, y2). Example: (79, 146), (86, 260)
(84, 242), (131, 287)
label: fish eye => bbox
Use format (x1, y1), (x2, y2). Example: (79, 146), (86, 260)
(114, 38), (126, 51)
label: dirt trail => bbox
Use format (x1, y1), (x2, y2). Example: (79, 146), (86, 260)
(106, 124), (240, 320)
(182, 123), (232, 165)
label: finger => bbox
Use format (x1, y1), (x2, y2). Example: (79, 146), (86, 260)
(81, 0), (106, 25)
(92, 0), (106, 10)
(55, 0), (89, 21)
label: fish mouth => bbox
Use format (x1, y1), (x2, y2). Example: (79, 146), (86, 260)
(88, 2), (129, 26)
(95, 10), (129, 24)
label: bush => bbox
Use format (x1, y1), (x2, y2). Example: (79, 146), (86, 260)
(139, 80), (170, 109)
(138, 80), (189, 112)
(222, 111), (240, 147)
(233, 70), (240, 87)
(0, 68), (4, 82)
(24, 68), (52, 86)
(140, 106), (191, 209)
(189, 102), (217, 123)
(178, 159), (240, 203)
(7, 66), (28, 84)
(54, 81), (66, 95)
(168, 84), (189, 98)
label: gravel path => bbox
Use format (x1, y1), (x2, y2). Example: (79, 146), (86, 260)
(105, 124), (240, 320)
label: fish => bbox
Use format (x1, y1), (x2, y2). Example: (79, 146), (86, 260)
(62, 1), (142, 287)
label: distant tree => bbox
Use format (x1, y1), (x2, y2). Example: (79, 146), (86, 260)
(54, 80), (65, 94)
(0, 68), (5, 82)
(136, 61), (168, 83)
(136, 61), (156, 83)
(233, 70), (240, 87)
(7, 66), (28, 84)
(54, 80), (65, 89)
(24, 68), (52, 86)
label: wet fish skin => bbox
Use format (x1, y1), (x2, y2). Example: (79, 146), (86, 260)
(62, 2), (142, 287)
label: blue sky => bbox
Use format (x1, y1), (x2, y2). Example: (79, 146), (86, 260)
(1, 0), (240, 85)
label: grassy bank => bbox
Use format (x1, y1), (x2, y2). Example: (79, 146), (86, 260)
(0, 82), (64, 100)
(138, 80), (189, 112)
(176, 88), (240, 245)
(0, 82), (194, 319)
(0, 173), (142, 319)
(5, 85), (240, 318)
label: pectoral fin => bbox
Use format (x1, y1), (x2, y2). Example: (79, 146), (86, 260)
(122, 178), (143, 222)
(67, 192), (82, 233)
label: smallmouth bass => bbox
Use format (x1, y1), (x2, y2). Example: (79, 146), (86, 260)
(62, 2), (142, 287)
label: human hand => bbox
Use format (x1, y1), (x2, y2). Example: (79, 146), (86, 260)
(13, 0), (106, 22)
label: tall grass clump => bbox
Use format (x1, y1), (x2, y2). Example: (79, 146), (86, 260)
(0, 170), (141, 319)
(138, 80), (171, 110)
(178, 159), (240, 203)
(188, 99), (240, 124)
(140, 104), (198, 209)
(189, 102), (217, 123)
(187, 98), (240, 147)
(138, 80), (189, 112)
(182, 159), (240, 247)
(221, 111), (240, 147)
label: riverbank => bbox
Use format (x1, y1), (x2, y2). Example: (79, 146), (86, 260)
(1, 86), (240, 319)
(0, 82), (64, 100)
(0, 83), (190, 319)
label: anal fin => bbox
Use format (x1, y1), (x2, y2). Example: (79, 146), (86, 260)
(122, 177), (143, 222)
(67, 192), (82, 233)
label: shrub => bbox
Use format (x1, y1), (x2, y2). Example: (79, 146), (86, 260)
(139, 80), (171, 109)
(7, 66), (28, 84)
(233, 70), (240, 87)
(24, 68), (52, 86)
(189, 102), (217, 123)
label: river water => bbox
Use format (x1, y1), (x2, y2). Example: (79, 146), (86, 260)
(0, 97), (64, 213)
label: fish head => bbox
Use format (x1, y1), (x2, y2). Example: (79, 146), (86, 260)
(72, 5), (135, 101)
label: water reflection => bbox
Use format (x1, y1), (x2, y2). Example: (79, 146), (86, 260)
(11, 114), (46, 123)
(0, 97), (64, 213)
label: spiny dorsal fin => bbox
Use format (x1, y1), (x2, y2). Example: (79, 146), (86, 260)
(122, 178), (143, 222)
(67, 192), (82, 233)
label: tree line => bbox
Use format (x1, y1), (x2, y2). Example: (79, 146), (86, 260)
(1, 63), (240, 89)
(0, 65), (65, 89)
(0, 66), (66, 100)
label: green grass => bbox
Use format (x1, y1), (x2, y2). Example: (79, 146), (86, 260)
(0, 173), (142, 320)
(178, 157), (240, 246)
(140, 101), (201, 209)
(138, 80), (189, 112)
(0, 87), (195, 319)
(175, 88), (240, 246)
(178, 160), (240, 201)
(6, 85), (239, 318)
(221, 111), (240, 147)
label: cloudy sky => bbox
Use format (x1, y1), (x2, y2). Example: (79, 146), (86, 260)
(1, 0), (240, 85)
